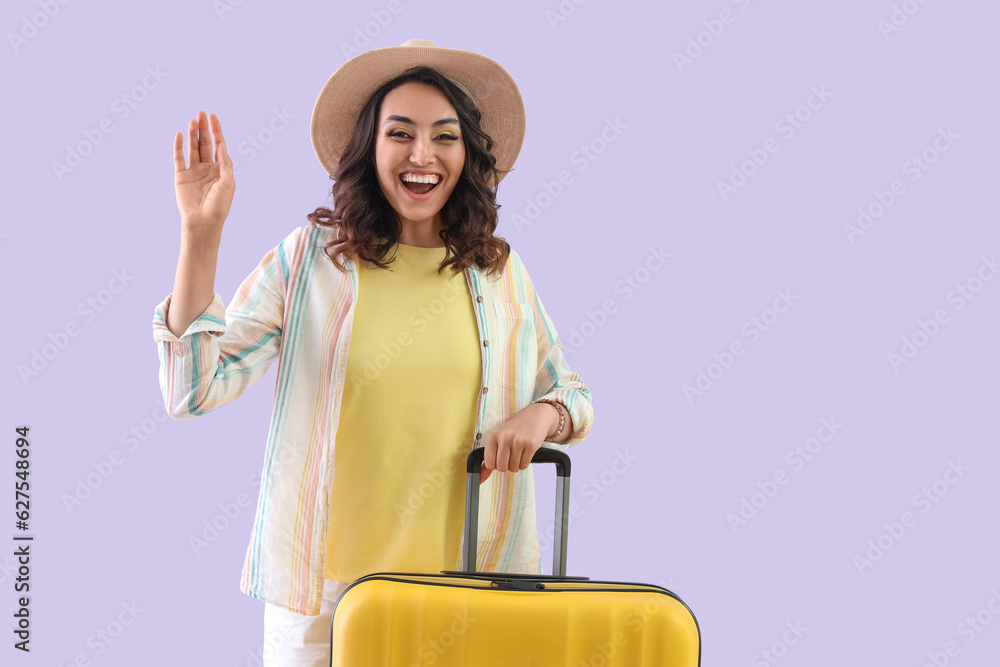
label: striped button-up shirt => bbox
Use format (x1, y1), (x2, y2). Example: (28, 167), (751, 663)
(151, 223), (594, 615)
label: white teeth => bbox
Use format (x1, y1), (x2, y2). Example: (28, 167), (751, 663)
(400, 173), (440, 184)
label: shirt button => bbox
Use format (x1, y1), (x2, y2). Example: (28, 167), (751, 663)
(476, 296), (484, 303)
(482, 387), (488, 394)
(476, 432), (482, 440)
(483, 340), (489, 347)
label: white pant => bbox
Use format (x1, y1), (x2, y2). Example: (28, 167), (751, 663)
(262, 579), (352, 667)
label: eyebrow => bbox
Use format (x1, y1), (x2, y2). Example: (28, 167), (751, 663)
(382, 115), (460, 127)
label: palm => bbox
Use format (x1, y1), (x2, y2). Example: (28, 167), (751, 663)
(175, 157), (233, 225)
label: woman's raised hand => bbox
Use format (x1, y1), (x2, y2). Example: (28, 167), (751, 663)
(173, 110), (235, 238)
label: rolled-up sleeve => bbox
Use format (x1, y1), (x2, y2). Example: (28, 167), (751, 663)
(151, 236), (288, 419)
(510, 251), (594, 449)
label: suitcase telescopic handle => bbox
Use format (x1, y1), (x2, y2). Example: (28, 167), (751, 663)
(461, 447), (571, 577)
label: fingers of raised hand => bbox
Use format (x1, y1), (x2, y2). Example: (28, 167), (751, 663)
(172, 130), (186, 173)
(187, 114), (201, 165)
(198, 111), (212, 163)
(208, 113), (226, 164)
(179, 112), (226, 170)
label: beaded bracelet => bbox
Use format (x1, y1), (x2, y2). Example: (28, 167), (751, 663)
(533, 399), (566, 442)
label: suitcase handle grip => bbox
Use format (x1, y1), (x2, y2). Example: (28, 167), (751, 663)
(460, 446), (571, 576)
(465, 445), (571, 476)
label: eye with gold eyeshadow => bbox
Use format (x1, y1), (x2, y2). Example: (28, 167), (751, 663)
(387, 130), (459, 141)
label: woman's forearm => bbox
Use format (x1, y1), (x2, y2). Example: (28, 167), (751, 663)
(166, 228), (222, 338)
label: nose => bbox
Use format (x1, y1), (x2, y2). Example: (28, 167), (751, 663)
(409, 134), (434, 165)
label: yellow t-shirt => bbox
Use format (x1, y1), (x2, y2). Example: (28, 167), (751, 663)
(323, 242), (482, 582)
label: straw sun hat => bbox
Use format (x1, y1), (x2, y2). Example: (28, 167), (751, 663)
(309, 38), (526, 184)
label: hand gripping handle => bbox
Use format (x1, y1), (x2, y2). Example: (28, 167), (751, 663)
(460, 447), (572, 576)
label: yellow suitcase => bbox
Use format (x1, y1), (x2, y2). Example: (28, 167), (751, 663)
(328, 448), (701, 666)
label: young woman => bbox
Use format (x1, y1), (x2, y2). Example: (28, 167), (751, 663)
(153, 39), (594, 665)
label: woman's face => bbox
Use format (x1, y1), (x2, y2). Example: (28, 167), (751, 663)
(374, 82), (466, 237)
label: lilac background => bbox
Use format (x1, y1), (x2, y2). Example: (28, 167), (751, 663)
(4, 0), (999, 665)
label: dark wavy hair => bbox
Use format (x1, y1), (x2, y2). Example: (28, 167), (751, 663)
(307, 66), (511, 278)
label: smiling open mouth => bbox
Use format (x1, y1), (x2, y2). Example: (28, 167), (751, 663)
(399, 175), (440, 195)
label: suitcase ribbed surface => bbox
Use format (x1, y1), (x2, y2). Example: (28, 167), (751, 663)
(330, 574), (700, 666)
